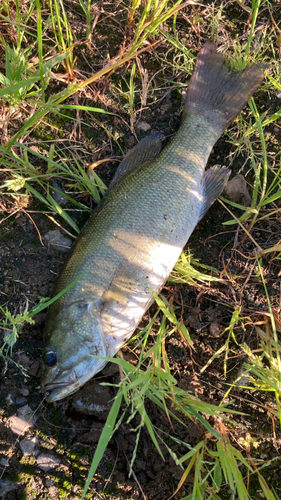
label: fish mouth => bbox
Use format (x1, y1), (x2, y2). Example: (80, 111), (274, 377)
(41, 369), (81, 402)
(41, 357), (109, 402)
(42, 381), (81, 402)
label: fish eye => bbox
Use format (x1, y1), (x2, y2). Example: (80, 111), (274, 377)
(43, 350), (57, 367)
(76, 302), (89, 311)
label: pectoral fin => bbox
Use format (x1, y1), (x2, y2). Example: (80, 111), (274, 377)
(198, 165), (230, 221)
(99, 259), (152, 350)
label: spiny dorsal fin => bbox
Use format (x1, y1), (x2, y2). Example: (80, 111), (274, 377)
(109, 132), (164, 188)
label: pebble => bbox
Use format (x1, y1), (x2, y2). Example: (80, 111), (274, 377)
(8, 415), (32, 435)
(36, 453), (61, 471)
(20, 436), (40, 456)
(5, 393), (14, 405)
(72, 379), (113, 418)
(44, 229), (73, 253)
(224, 174), (251, 206)
(51, 181), (69, 206)
(15, 397), (27, 405)
(18, 405), (35, 424)
(209, 322), (223, 338)
(136, 120), (151, 132)
(0, 458), (9, 467)
(236, 365), (252, 387)
(20, 387), (29, 396)
(0, 480), (19, 498)
(8, 405), (35, 435)
(45, 479), (55, 487)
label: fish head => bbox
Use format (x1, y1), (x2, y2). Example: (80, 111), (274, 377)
(41, 300), (108, 402)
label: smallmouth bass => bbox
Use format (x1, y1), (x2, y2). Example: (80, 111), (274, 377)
(41, 41), (265, 401)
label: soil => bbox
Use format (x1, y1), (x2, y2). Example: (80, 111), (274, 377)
(1, 1), (281, 499)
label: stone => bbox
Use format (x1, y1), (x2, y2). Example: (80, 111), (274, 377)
(20, 435), (40, 456)
(72, 379), (113, 418)
(224, 174), (251, 206)
(36, 453), (61, 471)
(0, 480), (19, 498)
(8, 415), (32, 435)
(136, 120), (151, 132)
(44, 229), (72, 253)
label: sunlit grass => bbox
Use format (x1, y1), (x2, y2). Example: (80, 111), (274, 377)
(81, 290), (277, 500)
(0, 0), (281, 498)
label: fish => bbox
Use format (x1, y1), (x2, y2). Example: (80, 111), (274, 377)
(41, 41), (266, 402)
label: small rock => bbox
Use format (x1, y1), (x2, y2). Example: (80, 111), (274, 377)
(36, 453), (61, 471)
(236, 365), (252, 387)
(20, 387), (29, 397)
(8, 405), (35, 435)
(44, 229), (73, 253)
(209, 322), (223, 338)
(16, 397), (27, 405)
(72, 379), (113, 418)
(5, 394), (14, 405)
(101, 362), (119, 377)
(0, 458), (9, 467)
(0, 480), (19, 498)
(8, 416), (32, 435)
(224, 175), (251, 206)
(136, 120), (151, 132)
(51, 181), (69, 206)
(3, 329), (15, 348)
(18, 405), (35, 424)
(20, 435), (40, 456)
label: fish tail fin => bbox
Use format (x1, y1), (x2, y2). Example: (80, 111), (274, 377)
(183, 41), (266, 129)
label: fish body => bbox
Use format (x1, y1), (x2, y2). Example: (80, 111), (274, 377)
(41, 41), (265, 401)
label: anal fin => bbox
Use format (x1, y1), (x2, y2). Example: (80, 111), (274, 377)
(198, 165), (230, 221)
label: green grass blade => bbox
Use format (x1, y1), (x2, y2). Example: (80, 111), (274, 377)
(46, 194), (80, 233)
(0, 75), (41, 98)
(81, 389), (123, 499)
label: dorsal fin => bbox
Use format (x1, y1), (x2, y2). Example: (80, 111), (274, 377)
(109, 132), (164, 189)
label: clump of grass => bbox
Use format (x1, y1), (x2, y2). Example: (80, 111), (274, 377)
(81, 291), (277, 500)
(241, 260), (281, 425)
(48, 0), (74, 78)
(0, 305), (34, 375)
(169, 251), (222, 287)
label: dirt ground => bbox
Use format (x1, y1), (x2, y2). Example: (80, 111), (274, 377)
(1, 1), (281, 499)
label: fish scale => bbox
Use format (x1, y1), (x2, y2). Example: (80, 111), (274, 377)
(41, 41), (266, 401)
